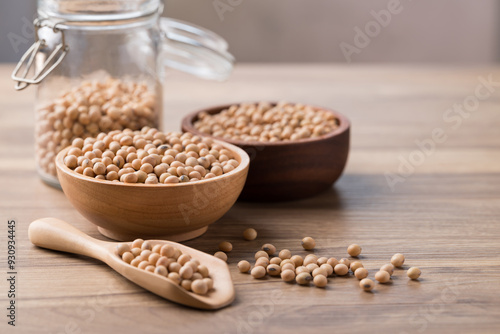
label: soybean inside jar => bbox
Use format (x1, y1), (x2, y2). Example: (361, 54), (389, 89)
(12, 0), (234, 188)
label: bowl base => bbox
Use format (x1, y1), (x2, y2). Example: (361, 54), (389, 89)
(97, 226), (209, 242)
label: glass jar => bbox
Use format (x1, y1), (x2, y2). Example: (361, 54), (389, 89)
(12, 0), (234, 188)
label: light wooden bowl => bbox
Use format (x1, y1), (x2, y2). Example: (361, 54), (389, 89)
(182, 103), (350, 201)
(55, 140), (249, 241)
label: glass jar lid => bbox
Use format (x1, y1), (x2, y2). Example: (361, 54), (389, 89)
(13, 0), (234, 89)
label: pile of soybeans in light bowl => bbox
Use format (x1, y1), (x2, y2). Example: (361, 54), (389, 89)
(181, 102), (351, 201)
(62, 127), (240, 184)
(55, 127), (250, 241)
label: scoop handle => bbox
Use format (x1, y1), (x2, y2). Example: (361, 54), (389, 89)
(29, 217), (109, 261)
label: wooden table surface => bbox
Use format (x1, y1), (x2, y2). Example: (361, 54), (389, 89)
(1, 64), (500, 334)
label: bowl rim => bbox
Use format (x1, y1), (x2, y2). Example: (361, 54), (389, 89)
(55, 138), (250, 188)
(181, 102), (351, 147)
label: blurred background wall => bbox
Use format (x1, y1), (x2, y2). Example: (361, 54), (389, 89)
(1, 0), (499, 63)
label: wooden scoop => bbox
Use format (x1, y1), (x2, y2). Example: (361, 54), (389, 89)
(28, 217), (235, 310)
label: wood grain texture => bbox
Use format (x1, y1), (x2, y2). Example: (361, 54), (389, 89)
(1, 64), (500, 333)
(181, 104), (350, 201)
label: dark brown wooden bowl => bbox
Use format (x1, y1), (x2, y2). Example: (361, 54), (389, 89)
(181, 103), (350, 201)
